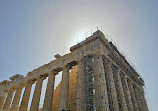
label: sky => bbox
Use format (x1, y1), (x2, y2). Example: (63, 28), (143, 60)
(0, 0), (158, 110)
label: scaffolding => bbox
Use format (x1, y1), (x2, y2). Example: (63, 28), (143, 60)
(72, 27), (150, 111)
(74, 27), (107, 111)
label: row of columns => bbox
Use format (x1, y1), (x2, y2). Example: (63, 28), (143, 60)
(102, 58), (130, 111)
(0, 55), (148, 111)
(106, 59), (149, 111)
(0, 72), (60, 111)
(75, 55), (148, 111)
(75, 56), (126, 111)
(0, 65), (70, 111)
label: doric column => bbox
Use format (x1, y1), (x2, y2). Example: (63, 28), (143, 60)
(19, 80), (34, 111)
(123, 75), (134, 111)
(42, 71), (56, 111)
(127, 79), (139, 111)
(76, 59), (86, 111)
(107, 61), (119, 111)
(58, 65), (70, 111)
(94, 55), (110, 111)
(30, 76), (45, 111)
(10, 86), (23, 111)
(0, 94), (6, 111)
(134, 86), (143, 111)
(2, 89), (14, 111)
(116, 69), (128, 111)
(139, 89), (149, 111)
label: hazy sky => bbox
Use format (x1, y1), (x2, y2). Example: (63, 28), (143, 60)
(0, 0), (158, 110)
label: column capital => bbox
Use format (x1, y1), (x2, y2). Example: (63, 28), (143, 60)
(117, 68), (121, 73)
(27, 79), (35, 85)
(0, 92), (7, 97)
(107, 58), (112, 63)
(107, 60), (113, 69)
(17, 84), (25, 89)
(107, 60), (112, 69)
(8, 88), (16, 92)
(127, 77), (132, 83)
(124, 74), (128, 79)
(48, 70), (58, 76)
(38, 75), (46, 80)
(77, 58), (83, 63)
(62, 64), (71, 70)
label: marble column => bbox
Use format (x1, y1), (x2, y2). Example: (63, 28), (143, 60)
(124, 76), (134, 111)
(120, 73), (134, 111)
(116, 69), (128, 111)
(94, 55), (110, 111)
(2, 89), (14, 111)
(10, 86), (23, 111)
(134, 86), (143, 111)
(76, 59), (86, 111)
(107, 61), (119, 111)
(0, 94), (6, 111)
(30, 76), (45, 111)
(0, 95), (6, 111)
(19, 80), (34, 111)
(43, 71), (56, 111)
(127, 79), (139, 111)
(58, 65), (70, 111)
(139, 89), (149, 111)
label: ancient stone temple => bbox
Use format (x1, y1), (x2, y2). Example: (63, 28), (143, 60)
(0, 30), (149, 111)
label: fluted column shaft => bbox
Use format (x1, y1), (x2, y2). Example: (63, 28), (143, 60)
(43, 72), (55, 111)
(139, 89), (149, 111)
(2, 89), (14, 111)
(127, 79), (139, 111)
(10, 87), (23, 111)
(107, 61), (119, 111)
(76, 59), (86, 111)
(58, 65), (70, 111)
(116, 69), (128, 111)
(0, 95), (6, 111)
(123, 75), (134, 111)
(95, 55), (110, 111)
(19, 81), (34, 111)
(30, 76), (45, 111)
(134, 86), (143, 111)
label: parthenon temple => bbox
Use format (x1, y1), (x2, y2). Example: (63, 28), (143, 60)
(0, 30), (149, 111)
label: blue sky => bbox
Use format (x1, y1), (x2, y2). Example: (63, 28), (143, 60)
(0, 0), (158, 110)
